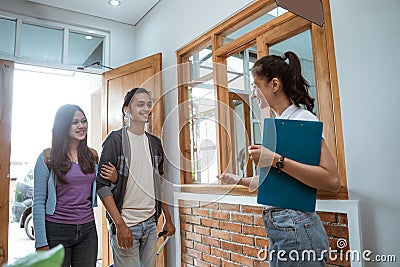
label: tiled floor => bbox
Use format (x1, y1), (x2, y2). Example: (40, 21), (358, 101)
(8, 221), (35, 263)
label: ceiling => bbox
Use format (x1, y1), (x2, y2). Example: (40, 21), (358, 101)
(26, 0), (160, 26)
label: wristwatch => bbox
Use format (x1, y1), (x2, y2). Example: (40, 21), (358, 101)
(276, 155), (285, 170)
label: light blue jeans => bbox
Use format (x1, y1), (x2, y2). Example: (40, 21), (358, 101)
(262, 208), (328, 267)
(110, 215), (157, 267)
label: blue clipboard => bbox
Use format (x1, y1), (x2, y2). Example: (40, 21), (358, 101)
(257, 118), (323, 212)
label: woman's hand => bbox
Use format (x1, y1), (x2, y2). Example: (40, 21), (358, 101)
(36, 245), (50, 251)
(248, 145), (275, 167)
(100, 162), (118, 183)
(217, 173), (242, 184)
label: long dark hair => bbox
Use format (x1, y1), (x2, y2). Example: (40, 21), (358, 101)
(251, 51), (315, 113)
(49, 104), (96, 183)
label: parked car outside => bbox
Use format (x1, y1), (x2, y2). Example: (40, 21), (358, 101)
(11, 169), (34, 240)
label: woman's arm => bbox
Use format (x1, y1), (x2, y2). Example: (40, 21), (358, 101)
(249, 141), (341, 192)
(32, 153), (50, 249)
(276, 140), (340, 192)
(217, 173), (253, 187)
(100, 162), (118, 183)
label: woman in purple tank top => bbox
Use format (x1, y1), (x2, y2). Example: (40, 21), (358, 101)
(32, 104), (116, 267)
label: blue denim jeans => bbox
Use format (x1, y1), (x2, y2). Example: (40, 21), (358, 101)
(45, 220), (98, 267)
(110, 215), (157, 267)
(262, 208), (328, 267)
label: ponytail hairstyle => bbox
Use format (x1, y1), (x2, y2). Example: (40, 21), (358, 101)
(50, 104), (96, 184)
(251, 51), (315, 113)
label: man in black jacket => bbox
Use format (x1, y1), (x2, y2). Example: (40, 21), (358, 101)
(97, 87), (175, 267)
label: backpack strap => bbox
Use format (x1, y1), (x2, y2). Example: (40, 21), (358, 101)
(43, 148), (52, 169)
(89, 148), (99, 163)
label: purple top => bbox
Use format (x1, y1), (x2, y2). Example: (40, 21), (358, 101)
(46, 163), (95, 224)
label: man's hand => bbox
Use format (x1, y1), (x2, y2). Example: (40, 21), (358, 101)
(217, 173), (242, 184)
(115, 223), (133, 250)
(162, 219), (175, 236)
(248, 145), (274, 167)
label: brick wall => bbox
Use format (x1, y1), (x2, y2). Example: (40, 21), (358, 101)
(179, 200), (351, 267)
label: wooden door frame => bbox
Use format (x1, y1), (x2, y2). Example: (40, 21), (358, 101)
(0, 60), (14, 265)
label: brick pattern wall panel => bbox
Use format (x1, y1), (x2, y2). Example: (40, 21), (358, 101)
(179, 200), (351, 267)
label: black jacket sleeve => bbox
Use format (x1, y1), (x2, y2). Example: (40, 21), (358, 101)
(96, 131), (119, 200)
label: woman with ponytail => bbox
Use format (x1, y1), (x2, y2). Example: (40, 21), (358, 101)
(218, 51), (340, 266)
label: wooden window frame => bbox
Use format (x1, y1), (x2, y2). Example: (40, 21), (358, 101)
(177, 0), (347, 199)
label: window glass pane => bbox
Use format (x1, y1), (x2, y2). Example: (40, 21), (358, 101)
(251, 98), (261, 119)
(227, 46), (261, 177)
(253, 122), (262, 145)
(247, 46), (259, 119)
(21, 23), (63, 63)
(227, 52), (245, 91)
(68, 31), (104, 67)
(233, 100), (247, 177)
(188, 45), (218, 184)
(189, 46), (213, 80)
(0, 18), (16, 56)
(269, 30), (318, 116)
(227, 48), (257, 92)
(246, 47), (261, 175)
(189, 81), (218, 184)
(225, 7), (287, 44)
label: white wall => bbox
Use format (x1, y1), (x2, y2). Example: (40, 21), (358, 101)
(0, 0), (136, 68)
(330, 0), (400, 265)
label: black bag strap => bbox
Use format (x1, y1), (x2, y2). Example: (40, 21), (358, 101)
(43, 148), (52, 170)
